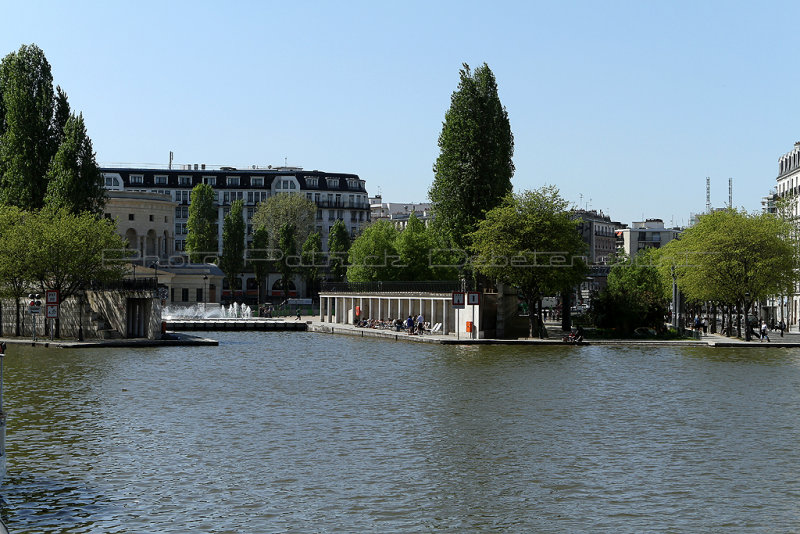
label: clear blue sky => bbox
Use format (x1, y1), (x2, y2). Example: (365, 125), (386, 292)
(3, 0), (798, 225)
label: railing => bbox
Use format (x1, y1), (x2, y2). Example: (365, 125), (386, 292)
(321, 280), (465, 294)
(89, 277), (158, 292)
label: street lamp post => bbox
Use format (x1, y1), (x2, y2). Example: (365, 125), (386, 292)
(203, 275), (208, 311)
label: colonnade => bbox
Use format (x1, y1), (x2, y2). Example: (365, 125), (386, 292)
(319, 294), (452, 335)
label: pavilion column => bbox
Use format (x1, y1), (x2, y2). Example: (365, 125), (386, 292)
(443, 300), (449, 335)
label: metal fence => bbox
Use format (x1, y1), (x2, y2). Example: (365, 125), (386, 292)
(89, 277), (158, 292)
(320, 280), (465, 294)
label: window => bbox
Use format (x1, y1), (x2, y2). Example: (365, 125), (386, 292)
(316, 209), (323, 220)
(328, 210), (334, 221)
(247, 207), (254, 219)
(128, 213), (135, 221)
(155, 175), (167, 185)
(305, 176), (318, 188)
(130, 174), (144, 184)
(326, 177), (339, 188)
(203, 176), (216, 186)
(149, 214), (154, 222)
(178, 175), (192, 186)
(282, 180), (289, 189)
(227, 176), (240, 186)
(196, 288), (203, 303)
(289, 181), (296, 189)
(251, 177), (264, 187)
(181, 288), (189, 302)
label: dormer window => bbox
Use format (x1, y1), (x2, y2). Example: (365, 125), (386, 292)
(130, 174), (144, 184)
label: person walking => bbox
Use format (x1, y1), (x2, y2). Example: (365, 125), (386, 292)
(760, 321), (770, 343)
(416, 312), (425, 335)
(779, 319), (785, 338)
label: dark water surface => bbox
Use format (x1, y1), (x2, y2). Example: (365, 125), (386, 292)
(1, 332), (799, 532)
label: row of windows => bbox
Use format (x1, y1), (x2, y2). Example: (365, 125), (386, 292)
(122, 174), (364, 190)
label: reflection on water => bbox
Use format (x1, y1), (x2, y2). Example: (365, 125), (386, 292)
(1, 335), (800, 531)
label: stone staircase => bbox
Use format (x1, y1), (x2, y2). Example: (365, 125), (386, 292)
(82, 302), (123, 339)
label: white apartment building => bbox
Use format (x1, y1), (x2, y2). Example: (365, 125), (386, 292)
(615, 219), (681, 259)
(369, 195), (433, 230)
(773, 142), (800, 324)
(102, 164), (371, 301)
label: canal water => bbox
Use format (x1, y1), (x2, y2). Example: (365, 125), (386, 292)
(1, 332), (799, 532)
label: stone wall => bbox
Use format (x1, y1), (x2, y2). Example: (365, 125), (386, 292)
(0, 291), (162, 340)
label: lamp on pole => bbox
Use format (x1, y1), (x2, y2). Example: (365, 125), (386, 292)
(203, 275), (208, 311)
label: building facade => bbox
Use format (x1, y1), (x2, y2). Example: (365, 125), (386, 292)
(101, 164), (370, 301)
(772, 142), (800, 325)
(369, 196), (433, 230)
(615, 219), (681, 259)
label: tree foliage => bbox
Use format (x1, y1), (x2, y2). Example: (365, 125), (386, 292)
(658, 208), (796, 339)
(277, 223), (296, 297)
(589, 250), (670, 335)
(300, 231), (323, 297)
(219, 199), (245, 294)
(469, 186), (587, 338)
(185, 183), (218, 263)
(0, 44), (56, 209)
(347, 220), (400, 283)
(327, 219), (350, 282)
(248, 226), (270, 304)
(44, 112), (105, 214)
(429, 62), (514, 252)
(251, 193), (316, 251)
(345, 213), (459, 283)
(0, 205), (32, 334)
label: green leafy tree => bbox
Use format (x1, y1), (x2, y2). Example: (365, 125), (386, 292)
(394, 213), (434, 281)
(26, 207), (127, 337)
(469, 186), (587, 338)
(51, 85), (70, 150)
(327, 219), (351, 282)
(185, 183), (218, 263)
(589, 250), (670, 335)
(300, 231), (323, 297)
(0, 44), (56, 209)
(659, 208), (796, 341)
(0, 205), (33, 335)
(277, 223), (296, 297)
(346, 220), (400, 282)
(251, 193), (316, 251)
(219, 199), (245, 298)
(44, 113), (106, 214)
(248, 226), (270, 305)
(429, 62), (514, 253)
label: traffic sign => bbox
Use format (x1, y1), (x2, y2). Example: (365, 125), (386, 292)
(46, 290), (59, 305)
(452, 292), (465, 307)
(28, 305), (41, 314)
(467, 292), (481, 306)
(46, 304), (58, 319)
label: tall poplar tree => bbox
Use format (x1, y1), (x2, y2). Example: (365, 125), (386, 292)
(44, 112), (106, 214)
(0, 44), (56, 209)
(327, 219), (350, 282)
(429, 62), (514, 252)
(219, 199), (245, 297)
(185, 183), (218, 263)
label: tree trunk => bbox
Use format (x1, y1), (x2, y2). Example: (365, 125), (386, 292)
(15, 299), (20, 337)
(711, 302), (717, 334)
(561, 290), (571, 332)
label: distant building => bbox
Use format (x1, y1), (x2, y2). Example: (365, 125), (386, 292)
(101, 163), (371, 301)
(370, 195), (432, 230)
(572, 209), (625, 297)
(615, 219), (681, 259)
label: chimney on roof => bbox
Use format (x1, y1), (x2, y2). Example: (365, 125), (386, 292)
(194, 164), (199, 170)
